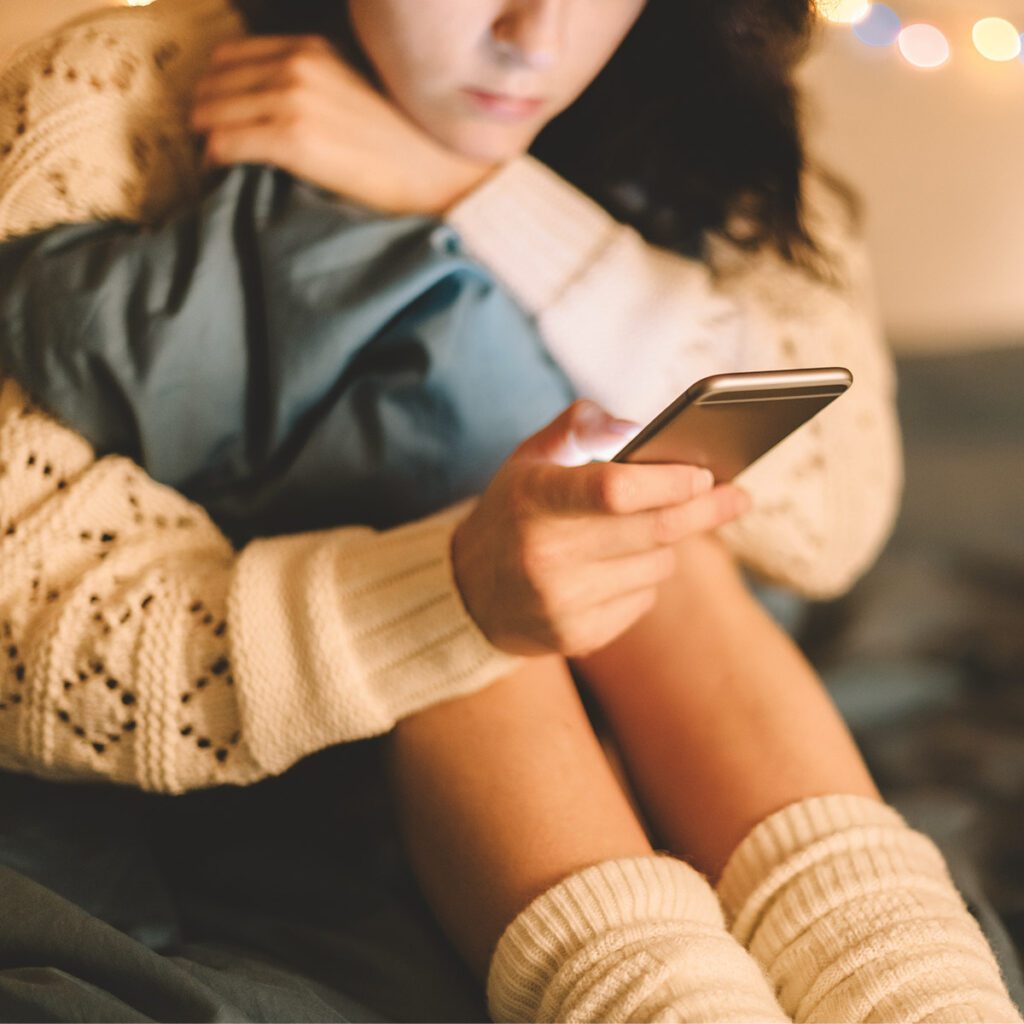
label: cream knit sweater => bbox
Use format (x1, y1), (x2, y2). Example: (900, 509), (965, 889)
(0, 0), (904, 792)
(3, 4), (1019, 1023)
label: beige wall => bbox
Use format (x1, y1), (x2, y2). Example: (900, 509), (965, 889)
(799, 0), (1024, 352)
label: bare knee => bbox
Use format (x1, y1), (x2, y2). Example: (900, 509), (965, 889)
(387, 652), (584, 751)
(382, 652), (652, 979)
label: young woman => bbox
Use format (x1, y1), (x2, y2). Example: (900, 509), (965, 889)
(0, 0), (1019, 1021)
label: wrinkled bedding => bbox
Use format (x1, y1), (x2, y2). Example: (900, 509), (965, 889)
(0, 346), (1021, 1021)
(797, 345), (1024, 1008)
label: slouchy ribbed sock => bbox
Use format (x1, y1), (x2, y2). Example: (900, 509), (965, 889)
(716, 793), (1024, 1023)
(485, 852), (789, 1023)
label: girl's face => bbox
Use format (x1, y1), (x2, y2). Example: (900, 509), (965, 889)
(346, 0), (648, 162)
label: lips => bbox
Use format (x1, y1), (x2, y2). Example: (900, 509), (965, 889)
(462, 88), (545, 120)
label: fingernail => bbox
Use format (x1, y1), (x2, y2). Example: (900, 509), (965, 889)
(696, 468), (715, 493)
(608, 418), (642, 436)
(559, 430), (595, 467)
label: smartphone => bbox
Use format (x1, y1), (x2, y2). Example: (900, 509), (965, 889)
(610, 367), (852, 481)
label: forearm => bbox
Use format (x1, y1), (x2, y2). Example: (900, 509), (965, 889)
(0, 379), (522, 792)
(446, 156), (743, 425)
(447, 157), (903, 598)
(571, 530), (879, 882)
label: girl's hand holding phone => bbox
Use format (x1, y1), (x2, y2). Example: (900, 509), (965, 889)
(451, 400), (752, 659)
(190, 35), (496, 214)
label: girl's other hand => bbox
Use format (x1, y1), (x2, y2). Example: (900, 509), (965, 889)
(190, 35), (497, 214)
(451, 400), (753, 659)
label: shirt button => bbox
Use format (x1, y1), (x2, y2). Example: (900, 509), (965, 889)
(431, 226), (462, 256)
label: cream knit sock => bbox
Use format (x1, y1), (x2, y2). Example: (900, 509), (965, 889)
(486, 852), (790, 1023)
(716, 793), (1024, 1023)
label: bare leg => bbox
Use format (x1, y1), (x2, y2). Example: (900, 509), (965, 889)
(381, 653), (652, 981)
(567, 534), (1022, 1023)
(382, 648), (800, 1023)
(571, 530), (880, 884)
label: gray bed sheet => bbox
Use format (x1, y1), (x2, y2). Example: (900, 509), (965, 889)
(815, 346), (1024, 1007)
(797, 344), (1024, 1008)
(0, 345), (1022, 1022)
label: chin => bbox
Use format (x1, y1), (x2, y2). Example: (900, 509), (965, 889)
(432, 120), (535, 164)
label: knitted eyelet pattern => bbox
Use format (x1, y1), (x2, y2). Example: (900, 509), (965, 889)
(0, 379), (262, 792)
(0, 0), (252, 793)
(708, 171), (904, 600)
(0, 0), (243, 242)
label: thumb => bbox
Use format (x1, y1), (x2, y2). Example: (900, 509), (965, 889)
(516, 399), (642, 466)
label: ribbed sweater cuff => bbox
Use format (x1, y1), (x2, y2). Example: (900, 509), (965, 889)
(230, 498), (524, 775)
(486, 853), (727, 1022)
(715, 793), (913, 940)
(445, 154), (620, 314)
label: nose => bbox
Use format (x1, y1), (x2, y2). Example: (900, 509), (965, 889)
(488, 0), (563, 70)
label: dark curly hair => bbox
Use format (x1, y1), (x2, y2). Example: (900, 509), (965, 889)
(237, 0), (857, 280)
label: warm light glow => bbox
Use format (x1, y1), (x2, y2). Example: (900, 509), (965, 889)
(972, 17), (1022, 62)
(815, 0), (872, 24)
(853, 3), (902, 46)
(124, 0), (156, 6)
(897, 23), (950, 68)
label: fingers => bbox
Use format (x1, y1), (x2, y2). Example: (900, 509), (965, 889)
(546, 547), (679, 612)
(514, 398), (637, 466)
(194, 59), (279, 104)
(208, 35), (332, 69)
(194, 41), (337, 131)
(193, 34), (359, 165)
(561, 589), (660, 657)
(531, 460), (715, 517)
(200, 119), (303, 169)
(192, 89), (284, 133)
(594, 485), (752, 558)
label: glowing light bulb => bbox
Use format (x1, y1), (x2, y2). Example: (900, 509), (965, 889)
(854, 3), (902, 46)
(972, 17), (1021, 62)
(815, 0), (872, 24)
(897, 23), (950, 69)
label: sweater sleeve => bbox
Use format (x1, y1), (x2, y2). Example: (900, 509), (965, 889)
(446, 156), (903, 599)
(0, 377), (522, 793)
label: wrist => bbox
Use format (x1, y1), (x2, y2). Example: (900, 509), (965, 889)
(449, 516), (483, 628)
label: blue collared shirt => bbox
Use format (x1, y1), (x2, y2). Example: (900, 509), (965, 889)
(0, 164), (574, 541)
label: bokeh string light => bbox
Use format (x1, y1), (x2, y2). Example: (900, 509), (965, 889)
(854, 4), (903, 46)
(898, 22), (951, 68)
(972, 16), (1022, 60)
(817, 0), (873, 22)
(815, 1), (1024, 70)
